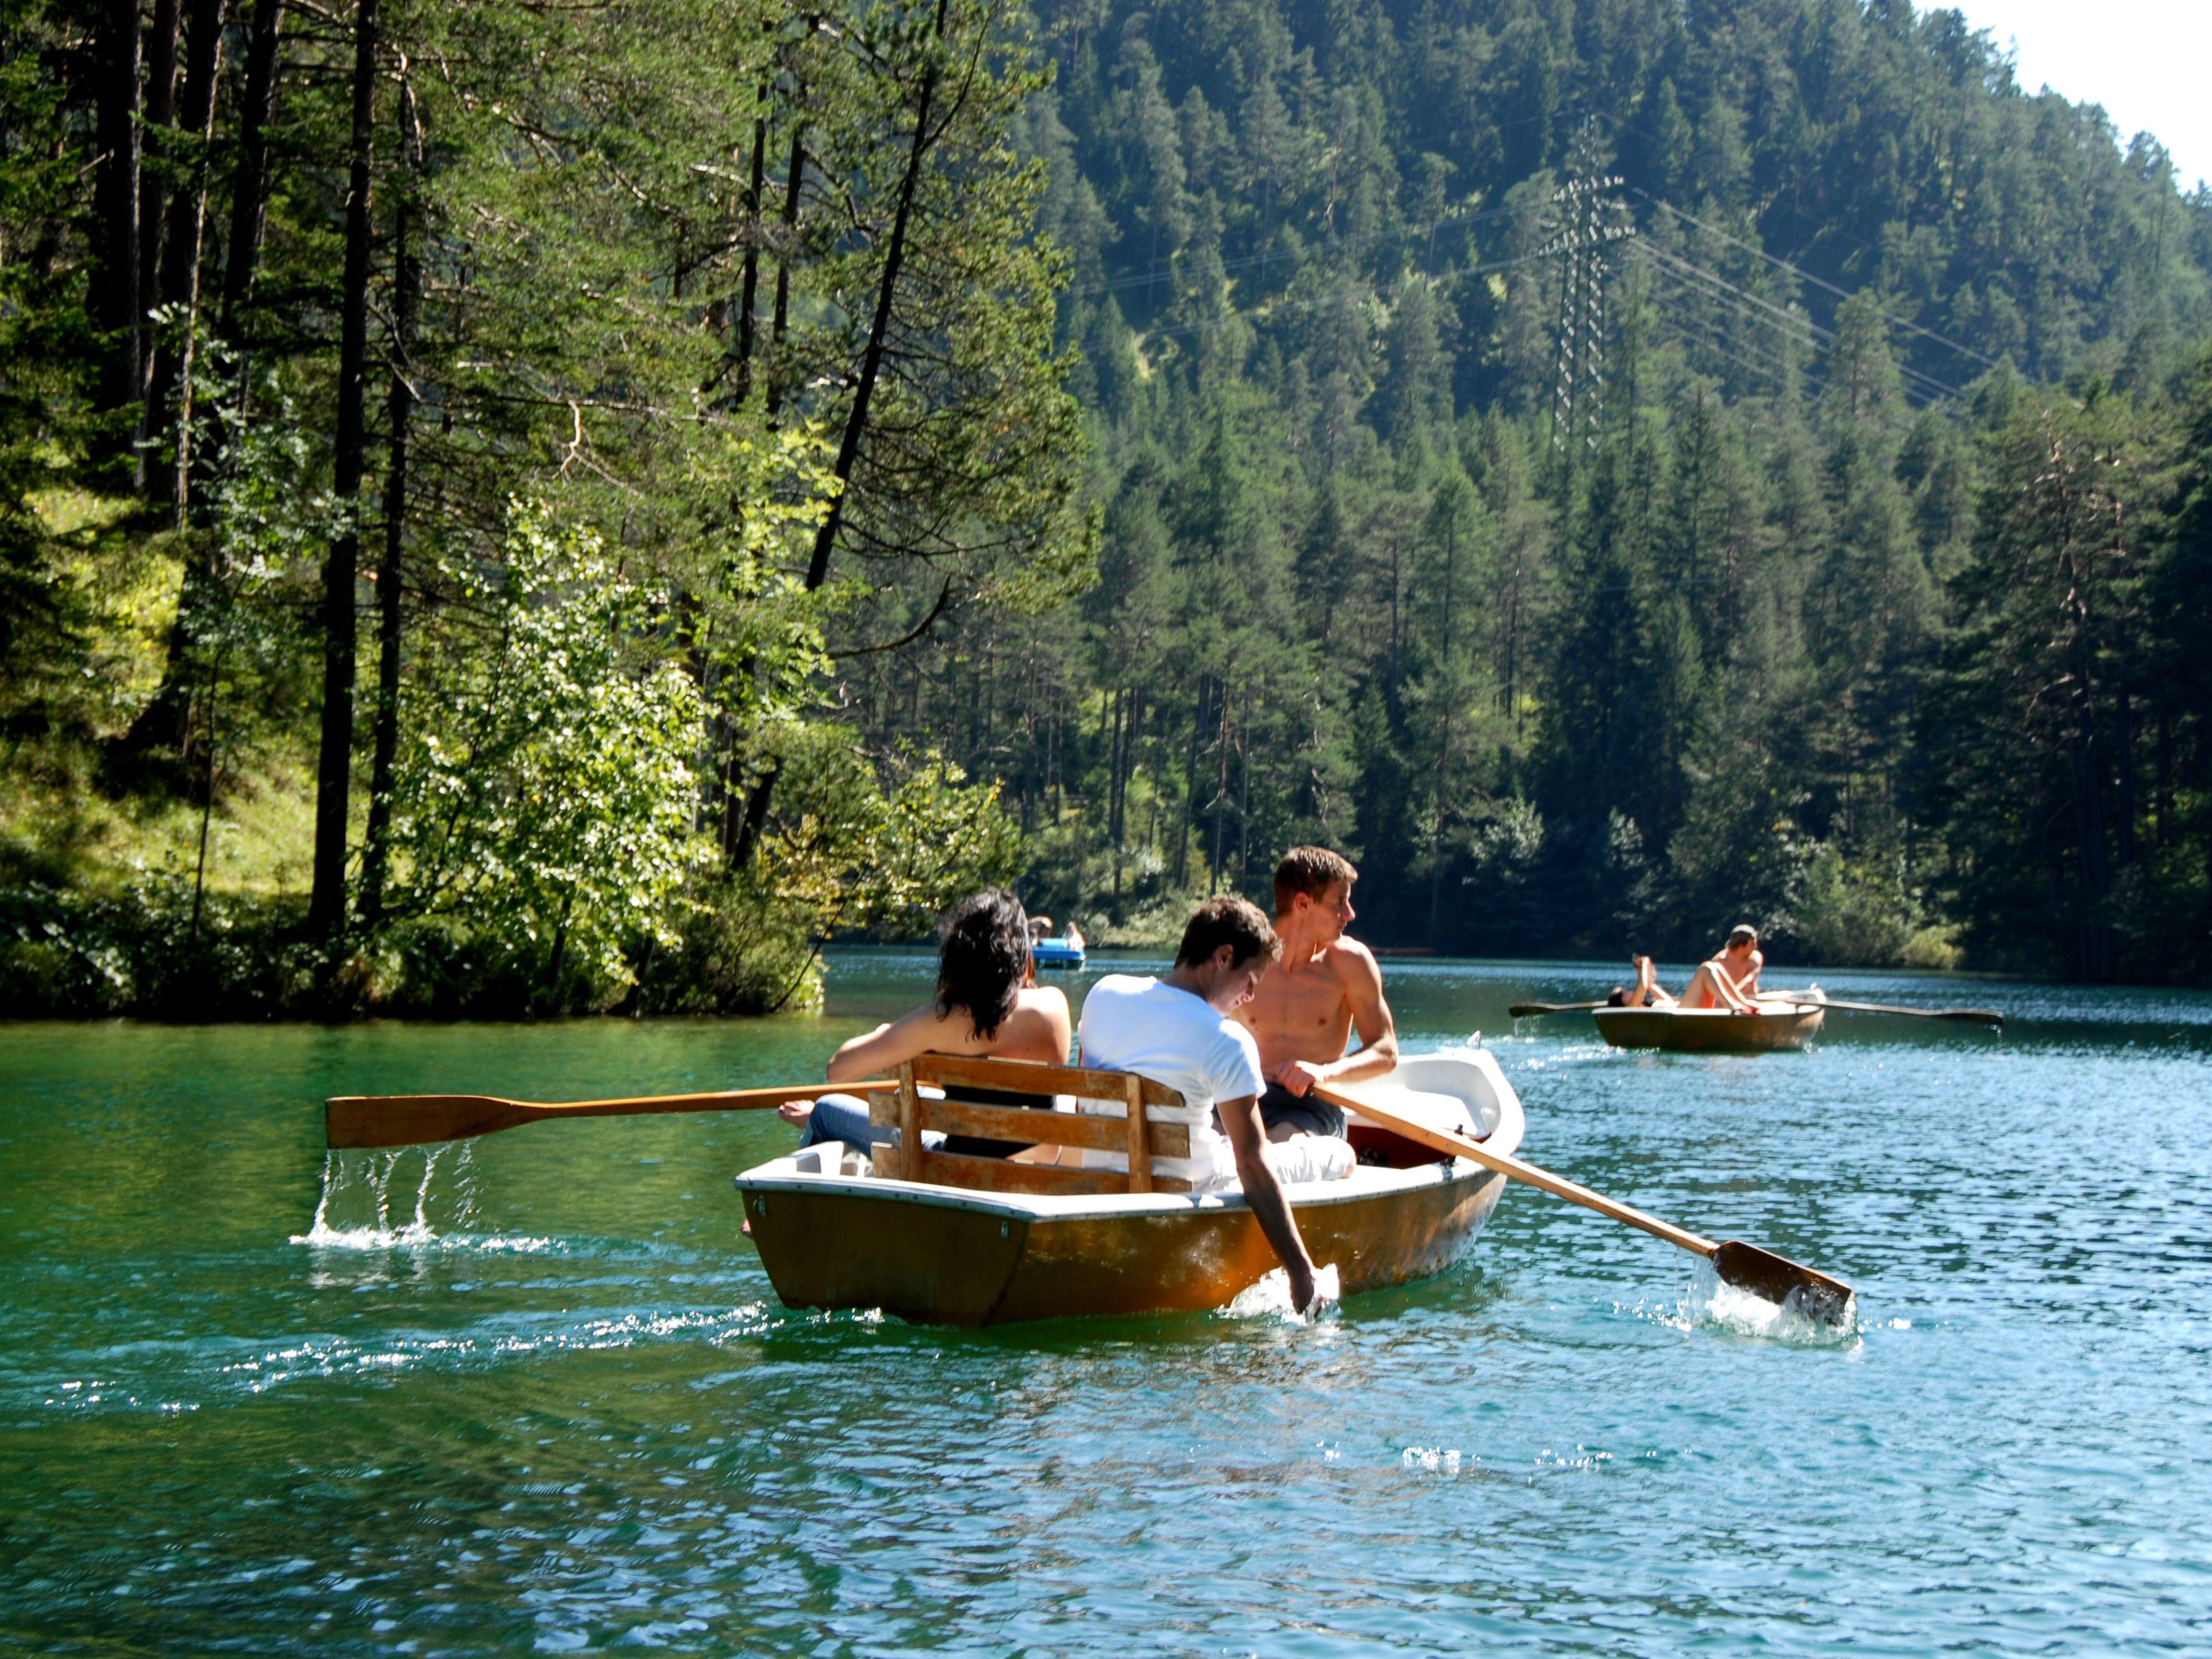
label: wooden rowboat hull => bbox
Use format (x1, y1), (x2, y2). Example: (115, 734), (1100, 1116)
(1591, 1005), (1825, 1052)
(738, 1160), (1509, 1325)
(735, 1052), (1524, 1326)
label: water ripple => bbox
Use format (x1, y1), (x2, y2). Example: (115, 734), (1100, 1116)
(1, 966), (2208, 1655)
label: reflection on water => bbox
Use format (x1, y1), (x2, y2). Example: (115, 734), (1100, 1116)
(1, 954), (2209, 1655)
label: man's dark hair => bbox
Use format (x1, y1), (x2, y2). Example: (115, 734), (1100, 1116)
(936, 888), (1031, 1039)
(1273, 845), (1358, 914)
(1175, 896), (1282, 970)
(1726, 923), (1760, 948)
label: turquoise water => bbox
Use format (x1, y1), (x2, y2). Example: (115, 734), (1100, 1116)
(2, 952), (2209, 1655)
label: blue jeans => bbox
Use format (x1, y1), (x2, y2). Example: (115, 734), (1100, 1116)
(796, 1093), (944, 1156)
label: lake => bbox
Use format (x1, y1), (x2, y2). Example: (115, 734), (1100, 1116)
(3, 951), (2209, 1655)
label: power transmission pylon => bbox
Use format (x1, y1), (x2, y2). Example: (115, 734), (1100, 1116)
(1539, 172), (1633, 472)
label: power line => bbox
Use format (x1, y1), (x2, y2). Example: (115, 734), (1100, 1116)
(1631, 190), (2008, 376)
(1635, 240), (1969, 405)
(1126, 247), (1551, 349)
(1067, 199), (1525, 307)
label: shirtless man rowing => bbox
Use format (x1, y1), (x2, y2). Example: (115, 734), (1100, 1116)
(1615, 924), (1766, 1011)
(1232, 846), (1399, 1142)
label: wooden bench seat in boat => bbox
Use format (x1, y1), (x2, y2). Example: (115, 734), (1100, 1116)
(867, 1054), (1193, 1196)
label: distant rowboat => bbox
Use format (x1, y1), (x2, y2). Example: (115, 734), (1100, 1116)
(733, 1050), (1525, 1325)
(1592, 1001), (1825, 1053)
(1030, 938), (1085, 970)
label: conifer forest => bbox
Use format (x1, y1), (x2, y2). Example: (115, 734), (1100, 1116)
(3, 0), (2209, 1015)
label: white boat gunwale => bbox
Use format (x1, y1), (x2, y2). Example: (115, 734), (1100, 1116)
(737, 1150), (1481, 1223)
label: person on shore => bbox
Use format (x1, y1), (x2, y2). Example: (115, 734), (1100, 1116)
(1611, 926), (1765, 1012)
(1232, 847), (1398, 1147)
(781, 888), (1070, 1159)
(1076, 896), (1329, 1313)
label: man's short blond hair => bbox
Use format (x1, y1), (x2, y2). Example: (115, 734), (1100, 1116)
(1274, 846), (1358, 914)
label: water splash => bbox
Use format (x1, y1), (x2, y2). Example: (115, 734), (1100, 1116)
(1682, 1261), (1862, 1347)
(1222, 1262), (1342, 1322)
(292, 1144), (549, 1253)
(1402, 1445), (1464, 1473)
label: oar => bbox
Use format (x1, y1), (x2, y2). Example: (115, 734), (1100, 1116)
(1314, 1080), (1853, 1324)
(1507, 1000), (1607, 1016)
(1768, 994), (2003, 1028)
(325, 1081), (898, 1150)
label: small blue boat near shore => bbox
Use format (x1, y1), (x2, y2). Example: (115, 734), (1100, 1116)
(1031, 937), (1085, 970)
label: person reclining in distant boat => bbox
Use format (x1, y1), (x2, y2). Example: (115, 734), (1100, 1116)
(1233, 846), (1397, 1151)
(781, 888), (1070, 1162)
(1076, 896), (1334, 1313)
(1610, 925), (1765, 1012)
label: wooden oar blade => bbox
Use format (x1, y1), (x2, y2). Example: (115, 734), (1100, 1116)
(1711, 1239), (1854, 1325)
(326, 1094), (537, 1150)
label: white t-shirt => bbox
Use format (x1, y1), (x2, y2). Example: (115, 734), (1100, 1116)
(1076, 974), (1265, 1190)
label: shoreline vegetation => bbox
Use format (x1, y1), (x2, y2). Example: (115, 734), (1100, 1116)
(4, 0), (2210, 1022)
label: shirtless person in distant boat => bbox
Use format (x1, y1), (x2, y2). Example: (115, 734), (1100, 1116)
(1232, 847), (1399, 1144)
(1613, 924), (1765, 1012)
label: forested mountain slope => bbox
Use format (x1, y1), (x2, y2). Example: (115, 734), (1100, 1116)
(2, 0), (2207, 1012)
(835, 0), (2212, 978)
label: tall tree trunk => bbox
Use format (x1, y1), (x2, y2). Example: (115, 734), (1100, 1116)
(361, 78), (420, 926)
(717, 126), (805, 869)
(2154, 706), (2173, 848)
(2111, 606), (2140, 866)
(1236, 711), (1250, 890)
(1209, 687), (1230, 893)
(1107, 684), (1126, 913)
(1431, 517), (1456, 940)
(734, 0), (948, 854)
(118, 0), (271, 765)
(138, 0), (181, 322)
(765, 128), (804, 419)
(1175, 677), (1205, 890)
(803, 0), (948, 592)
(307, 0), (381, 935)
(731, 108), (767, 401)
(218, 0), (286, 335)
(2070, 697), (2113, 980)
(93, 0), (144, 451)
(146, 0), (228, 519)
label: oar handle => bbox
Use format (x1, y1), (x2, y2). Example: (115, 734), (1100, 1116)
(1313, 1083), (1717, 1259)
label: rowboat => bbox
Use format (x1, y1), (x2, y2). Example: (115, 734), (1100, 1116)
(1592, 999), (1825, 1053)
(733, 1049), (1526, 1325)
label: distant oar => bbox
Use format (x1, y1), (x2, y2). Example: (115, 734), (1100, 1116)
(1769, 994), (2004, 1027)
(1315, 1080), (1853, 1324)
(1507, 1000), (1607, 1016)
(325, 1081), (898, 1150)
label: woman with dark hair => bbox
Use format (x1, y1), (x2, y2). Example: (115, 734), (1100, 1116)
(781, 889), (1073, 1159)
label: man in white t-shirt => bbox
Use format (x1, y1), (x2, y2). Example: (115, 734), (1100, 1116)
(1077, 896), (1325, 1313)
